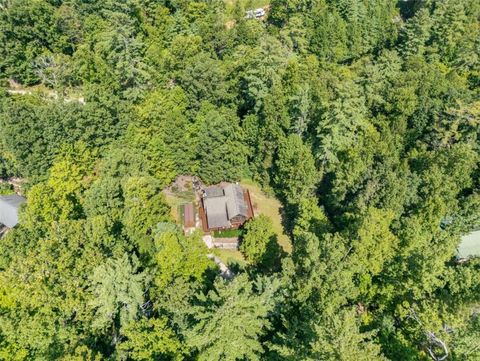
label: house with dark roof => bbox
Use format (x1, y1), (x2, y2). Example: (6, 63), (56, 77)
(201, 183), (253, 231)
(0, 195), (26, 228)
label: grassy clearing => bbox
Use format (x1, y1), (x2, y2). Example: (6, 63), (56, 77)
(7, 81), (85, 103)
(163, 189), (196, 222)
(164, 176), (290, 265)
(213, 229), (244, 238)
(212, 248), (247, 267)
(241, 179), (292, 253)
(178, 204), (186, 226)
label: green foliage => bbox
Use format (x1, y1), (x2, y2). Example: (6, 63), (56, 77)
(0, 183), (14, 195)
(274, 134), (317, 205)
(0, 0), (479, 359)
(89, 253), (146, 334)
(0, 219), (106, 359)
(309, 308), (386, 361)
(118, 317), (184, 360)
(293, 197), (331, 236)
(126, 87), (189, 183)
(0, 0), (72, 84)
(240, 215), (283, 271)
(350, 207), (398, 276)
(122, 176), (171, 255)
(186, 274), (278, 361)
(23, 142), (93, 225)
(153, 225), (214, 292)
(192, 102), (249, 184)
(0, 94), (127, 180)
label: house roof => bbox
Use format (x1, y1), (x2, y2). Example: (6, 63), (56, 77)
(203, 183), (249, 229)
(204, 197), (230, 229)
(0, 195), (26, 228)
(224, 184), (248, 218)
(204, 186), (224, 198)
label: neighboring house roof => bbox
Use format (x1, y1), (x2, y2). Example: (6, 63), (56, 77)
(458, 230), (480, 259)
(0, 195), (26, 228)
(203, 183), (250, 230)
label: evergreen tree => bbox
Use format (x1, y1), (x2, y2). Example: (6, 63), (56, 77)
(274, 134), (317, 205)
(186, 274), (278, 361)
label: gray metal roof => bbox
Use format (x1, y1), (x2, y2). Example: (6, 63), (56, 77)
(204, 197), (230, 229)
(204, 186), (224, 198)
(0, 195), (26, 228)
(203, 184), (248, 229)
(224, 184), (248, 218)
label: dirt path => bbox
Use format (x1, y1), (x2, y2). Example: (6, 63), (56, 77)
(0, 178), (24, 195)
(6, 79), (85, 105)
(208, 253), (234, 279)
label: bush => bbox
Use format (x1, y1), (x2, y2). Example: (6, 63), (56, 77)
(0, 183), (14, 195)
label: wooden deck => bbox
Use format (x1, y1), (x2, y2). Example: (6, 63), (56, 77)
(198, 201), (210, 233)
(244, 190), (254, 219)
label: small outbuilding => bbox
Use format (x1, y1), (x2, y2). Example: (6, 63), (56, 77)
(183, 203), (196, 228)
(181, 202), (197, 235)
(0, 195), (26, 228)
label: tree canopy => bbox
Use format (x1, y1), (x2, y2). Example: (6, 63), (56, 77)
(0, 0), (479, 360)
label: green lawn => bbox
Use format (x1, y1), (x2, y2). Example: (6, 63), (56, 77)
(178, 204), (186, 226)
(163, 188), (196, 222)
(213, 228), (244, 238)
(241, 179), (292, 253)
(212, 248), (247, 267)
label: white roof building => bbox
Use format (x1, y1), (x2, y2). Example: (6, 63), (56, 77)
(0, 195), (26, 228)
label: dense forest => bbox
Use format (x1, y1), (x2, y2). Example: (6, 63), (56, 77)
(0, 0), (479, 359)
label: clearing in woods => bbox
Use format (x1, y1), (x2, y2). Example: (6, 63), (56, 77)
(212, 179), (291, 267)
(240, 179), (291, 253)
(224, 0), (270, 19)
(163, 177), (292, 265)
